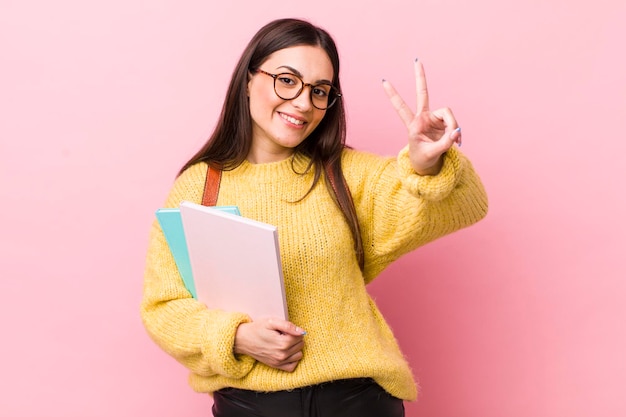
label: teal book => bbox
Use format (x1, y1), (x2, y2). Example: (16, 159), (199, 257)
(155, 206), (241, 298)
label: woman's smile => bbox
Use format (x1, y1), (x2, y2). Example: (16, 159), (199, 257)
(278, 111), (307, 127)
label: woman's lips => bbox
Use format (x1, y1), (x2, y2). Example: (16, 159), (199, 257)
(279, 112), (306, 127)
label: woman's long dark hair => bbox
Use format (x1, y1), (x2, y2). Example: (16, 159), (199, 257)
(179, 18), (364, 270)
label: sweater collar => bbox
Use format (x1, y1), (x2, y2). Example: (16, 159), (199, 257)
(232, 153), (313, 182)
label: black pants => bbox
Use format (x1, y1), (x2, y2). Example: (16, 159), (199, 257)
(212, 378), (405, 417)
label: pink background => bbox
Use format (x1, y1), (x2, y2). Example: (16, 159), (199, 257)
(1, 1), (624, 416)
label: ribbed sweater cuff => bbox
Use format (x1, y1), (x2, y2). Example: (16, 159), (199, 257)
(199, 312), (255, 378)
(397, 145), (463, 201)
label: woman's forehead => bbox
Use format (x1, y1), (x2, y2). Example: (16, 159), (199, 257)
(262, 45), (334, 81)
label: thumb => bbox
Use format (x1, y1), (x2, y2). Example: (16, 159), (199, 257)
(432, 126), (461, 155)
(449, 127), (462, 147)
(266, 318), (307, 336)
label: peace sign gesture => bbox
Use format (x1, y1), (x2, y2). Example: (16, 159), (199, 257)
(383, 59), (462, 176)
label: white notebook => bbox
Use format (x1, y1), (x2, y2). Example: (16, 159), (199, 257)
(179, 201), (288, 320)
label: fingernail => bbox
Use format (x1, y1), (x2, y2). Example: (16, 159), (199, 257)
(455, 127), (461, 133)
(297, 327), (307, 335)
(382, 78), (386, 83)
(415, 57), (419, 62)
(455, 127), (462, 147)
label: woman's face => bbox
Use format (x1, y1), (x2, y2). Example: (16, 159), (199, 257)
(247, 45), (334, 163)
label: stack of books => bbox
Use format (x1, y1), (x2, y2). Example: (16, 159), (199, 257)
(156, 201), (288, 320)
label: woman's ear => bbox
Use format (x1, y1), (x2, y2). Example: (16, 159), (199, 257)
(246, 70), (253, 97)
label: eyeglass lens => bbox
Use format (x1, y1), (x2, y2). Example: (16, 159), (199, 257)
(274, 73), (337, 110)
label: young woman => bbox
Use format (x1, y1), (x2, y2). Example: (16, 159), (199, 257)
(141, 18), (488, 417)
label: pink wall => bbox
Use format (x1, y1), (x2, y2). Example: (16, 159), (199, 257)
(1, 1), (624, 416)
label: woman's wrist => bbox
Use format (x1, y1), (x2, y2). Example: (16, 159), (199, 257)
(233, 322), (251, 356)
(414, 156), (444, 176)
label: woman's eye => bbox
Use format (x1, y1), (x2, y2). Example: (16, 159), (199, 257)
(278, 76), (297, 86)
(312, 87), (329, 97)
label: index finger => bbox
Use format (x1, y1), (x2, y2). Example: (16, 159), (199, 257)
(382, 79), (415, 127)
(415, 59), (429, 114)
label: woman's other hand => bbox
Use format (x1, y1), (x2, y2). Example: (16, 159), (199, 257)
(233, 318), (306, 372)
(383, 59), (462, 176)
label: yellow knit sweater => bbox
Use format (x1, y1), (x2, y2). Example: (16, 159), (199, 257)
(141, 146), (488, 401)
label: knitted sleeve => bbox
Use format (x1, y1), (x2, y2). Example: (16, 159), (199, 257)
(343, 146), (488, 282)
(140, 163), (255, 379)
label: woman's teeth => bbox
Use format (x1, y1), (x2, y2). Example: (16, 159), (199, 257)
(280, 113), (305, 125)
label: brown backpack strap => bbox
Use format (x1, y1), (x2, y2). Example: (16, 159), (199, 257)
(202, 165), (222, 206)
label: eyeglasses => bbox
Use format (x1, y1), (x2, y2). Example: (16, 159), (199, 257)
(255, 69), (342, 110)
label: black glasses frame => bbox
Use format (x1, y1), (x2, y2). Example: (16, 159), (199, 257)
(255, 69), (342, 110)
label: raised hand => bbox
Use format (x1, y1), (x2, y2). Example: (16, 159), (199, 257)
(233, 318), (306, 372)
(383, 59), (462, 176)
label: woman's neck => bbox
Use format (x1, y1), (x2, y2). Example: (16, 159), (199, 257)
(246, 147), (296, 164)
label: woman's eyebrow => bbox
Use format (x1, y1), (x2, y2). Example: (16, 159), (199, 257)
(276, 65), (332, 85)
